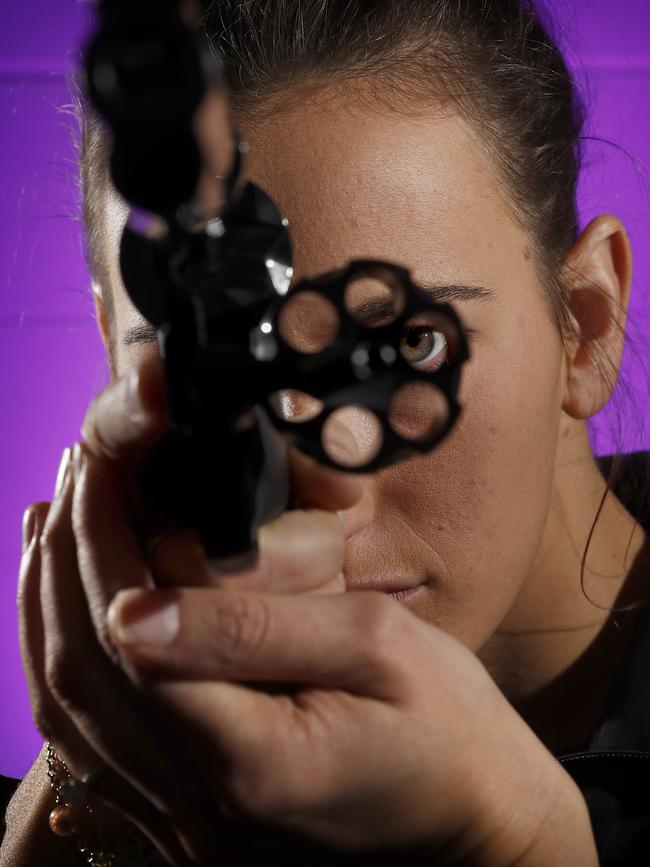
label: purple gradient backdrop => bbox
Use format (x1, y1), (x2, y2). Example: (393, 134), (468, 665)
(1, 1), (649, 779)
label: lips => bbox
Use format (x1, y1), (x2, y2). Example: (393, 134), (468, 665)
(347, 574), (424, 593)
(347, 577), (426, 603)
(385, 586), (425, 604)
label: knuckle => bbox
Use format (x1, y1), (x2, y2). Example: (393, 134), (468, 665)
(211, 592), (271, 667)
(44, 647), (81, 708)
(355, 593), (403, 667)
(226, 756), (290, 821)
(80, 398), (100, 448)
(39, 520), (65, 560)
(82, 401), (119, 461)
(70, 480), (91, 538)
(38, 502), (72, 556)
(225, 759), (263, 813)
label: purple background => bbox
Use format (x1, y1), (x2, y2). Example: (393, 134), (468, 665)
(1, 1), (649, 779)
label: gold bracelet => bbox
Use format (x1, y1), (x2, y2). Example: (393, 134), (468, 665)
(45, 743), (160, 866)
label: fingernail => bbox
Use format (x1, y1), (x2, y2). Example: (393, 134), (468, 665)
(22, 508), (37, 554)
(337, 509), (346, 527)
(336, 571), (347, 590)
(125, 366), (147, 424)
(54, 448), (72, 498)
(71, 442), (85, 485)
(109, 590), (179, 647)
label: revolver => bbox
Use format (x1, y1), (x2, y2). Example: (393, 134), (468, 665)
(83, 0), (469, 572)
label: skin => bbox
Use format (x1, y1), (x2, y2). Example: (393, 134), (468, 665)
(100, 83), (648, 751)
(10, 404), (598, 866)
(4, 82), (646, 865)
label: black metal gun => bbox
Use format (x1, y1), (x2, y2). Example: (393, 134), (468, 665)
(83, 0), (469, 571)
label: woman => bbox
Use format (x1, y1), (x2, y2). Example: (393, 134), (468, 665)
(2, 0), (649, 864)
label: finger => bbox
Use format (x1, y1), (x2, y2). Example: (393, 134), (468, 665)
(39, 450), (202, 859)
(151, 509), (345, 594)
(81, 354), (169, 462)
(19, 468), (118, 771)
(306, 571), (346, 595)
(18, 457), (194, 866)
(25, 453), (110, 767)
(288, 446), (363, 512)
(289, 412), (364, 511)
(108, 586), (409, 701)
(72, 444), (154, 653)
(17, 501), (52, 737)
(16, 496), (149, 857)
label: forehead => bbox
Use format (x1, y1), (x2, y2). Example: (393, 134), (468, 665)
(103, 85), (536, 344)
(235, 86), (527, 289)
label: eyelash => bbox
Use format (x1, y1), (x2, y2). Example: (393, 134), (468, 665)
(399, 323), (475, 371)
(405, 326), (444, 368)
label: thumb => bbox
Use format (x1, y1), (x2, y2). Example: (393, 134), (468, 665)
(288, 411), (364, 510)
(81, 354), (169, 461)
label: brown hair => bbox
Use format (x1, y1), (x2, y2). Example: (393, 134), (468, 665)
(77, 0), (649, 607)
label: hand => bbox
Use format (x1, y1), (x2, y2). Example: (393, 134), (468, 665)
(19, 355), (596, 866)
(17, 354), (363, 866)
(106, 571), (598, 865)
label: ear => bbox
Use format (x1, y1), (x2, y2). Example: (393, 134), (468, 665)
(92, 279), (111, 350)
(561, 214), (633, 420)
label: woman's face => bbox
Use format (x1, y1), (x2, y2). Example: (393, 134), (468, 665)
(103, 86), (567, 652)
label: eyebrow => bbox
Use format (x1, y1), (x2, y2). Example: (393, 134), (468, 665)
(350, 283), (494, 323)
(419, 283), (494, 303)
(122, 324), (159, 346)
(121, 283), (493, 345)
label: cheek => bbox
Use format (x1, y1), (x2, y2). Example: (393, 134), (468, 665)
(377, 315), (564, 648)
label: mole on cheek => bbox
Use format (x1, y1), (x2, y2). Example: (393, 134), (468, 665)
(523, 246), (531, 261)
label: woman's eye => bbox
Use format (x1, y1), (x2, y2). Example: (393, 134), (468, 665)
(399, 325), (448, 370)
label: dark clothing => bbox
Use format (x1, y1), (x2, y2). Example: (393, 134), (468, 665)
(560, 611), (650, 867)
(557, 451), (650, 865)
(0, 773), (18, 837)
(557, 601), (650, 867)
(2, 452), (650, 864)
